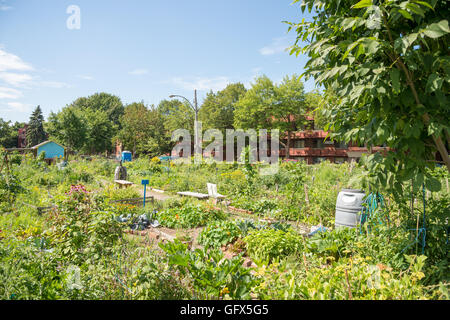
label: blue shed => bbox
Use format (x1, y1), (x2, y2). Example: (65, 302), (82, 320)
(32, 141), (65, 161)
(122, 151), (132, 162)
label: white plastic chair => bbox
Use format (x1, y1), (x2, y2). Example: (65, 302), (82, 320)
(207, 183), (225, 200)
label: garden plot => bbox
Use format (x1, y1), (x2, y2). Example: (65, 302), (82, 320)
(1, 154), (449, 300)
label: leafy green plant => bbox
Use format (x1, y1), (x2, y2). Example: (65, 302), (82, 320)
(47, 184), (124, 264)
(243, 228), (304, 264)
(198, 220), (241, 249)
(155, 202), (226, 229)
(160, 240), (258, 299)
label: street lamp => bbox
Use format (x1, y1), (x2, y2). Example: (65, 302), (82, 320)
(169, 90), (201, 161)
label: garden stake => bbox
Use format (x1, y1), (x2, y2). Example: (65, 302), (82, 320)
(141, 179), (149, 207)
(344, 268), (353, 300)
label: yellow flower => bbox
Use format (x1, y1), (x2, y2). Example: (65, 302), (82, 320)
(220, 287), (230, 295)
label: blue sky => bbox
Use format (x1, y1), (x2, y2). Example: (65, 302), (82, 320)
(0, 0), (316, 123)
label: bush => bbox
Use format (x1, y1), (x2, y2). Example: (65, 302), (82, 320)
(160, 240), (258, 299)
(47, 184), (124, 264)
(198, 220), (241, 249)
(156, 202), (227, 229)
(243, 228), (304, 264)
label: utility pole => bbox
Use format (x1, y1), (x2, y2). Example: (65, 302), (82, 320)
(169, 90), (202, 163)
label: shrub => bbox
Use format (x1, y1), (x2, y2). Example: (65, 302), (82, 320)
(156, 202), (226, 229)
(198, 220), (241, 249)
(243, 228), (304, 264)
(160, 240), (258, 299)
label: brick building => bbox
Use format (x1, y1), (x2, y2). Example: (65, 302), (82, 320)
(279, 116), (388, 164)
(17, 125), (28, 148)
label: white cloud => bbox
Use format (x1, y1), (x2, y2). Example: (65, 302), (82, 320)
(170, 76), (230, 91)
(252, 67), (262, 74)
(0, 49), (34, 72)
(39, 81), (72, 89)
(4, 102), (32, 112)
(129, 69), (149, 75)
(0, 5), (12, 11)
(77, 75), (94, 80)
(0, 87), (22, 99)
(259, 37), (292, 56)
(0, 72), (33, 86)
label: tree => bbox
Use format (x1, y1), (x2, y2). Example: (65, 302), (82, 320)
(69, 92), (124, 127)
(117, 102), (153, 156)
(49, 92), (123, 154)
(199, 83), (247, 132)
(305, 90), (331, 130)
(46, 108), (86, 151)
(273, 75), (308, 158)
(0, 119), (24, 148)
(141, 107), (173, 156)
(26, 106), (46, 147)
(234, 75), (307, 159)
(158, 99), (195, 134)
(287, 0), (449, 192)
(83, 108), (114, 154)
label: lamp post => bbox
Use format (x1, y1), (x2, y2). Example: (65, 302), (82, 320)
(169, 90), (201, 162)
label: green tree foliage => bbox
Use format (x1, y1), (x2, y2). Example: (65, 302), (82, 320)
(143, 107), (173, 156)
(26, 106), (46, 147)
(46, 108), (87, 151)
(117, 102), (171, 157)
(158, 99), (195, 134)
(305, 90), (326, 129)
(287, 0), (450, 192)
(83, 108), (115, 154)
(117, 102), (153, 156)
(199, 83), (247, 132)
(69, 92), (124, 127)
(46, 107), (113, 154)
(234, 75), (308, 158)
(47, 93), (124, 153)
(0, 119), (24, 148)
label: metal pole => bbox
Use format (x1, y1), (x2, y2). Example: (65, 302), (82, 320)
(143, 184), (146, 208)
(193, 89), (201, 163)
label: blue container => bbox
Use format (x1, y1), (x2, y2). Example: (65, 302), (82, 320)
(122, 151), (132, 162)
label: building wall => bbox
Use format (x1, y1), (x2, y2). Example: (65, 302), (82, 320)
(18, 126), (27, 148)
(281, 128), (388, 164)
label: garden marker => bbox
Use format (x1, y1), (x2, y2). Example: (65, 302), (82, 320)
(141, 179), (149, 207)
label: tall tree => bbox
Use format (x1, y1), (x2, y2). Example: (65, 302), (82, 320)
(82, 108), (114, 154)
(46, 108), (86, 151)
(142, 106), (173, 156)
(69, 92), (124, 127)
(305, 90), (327, 130)
(234, 75), (307, 159)
(0, 119), (25, 148)
(199, 83), (247, 132)
(158, 99), (195, 134)
(26, 106), (46, 147)
(287, 0), (449, 192)
(117, 102), (153, 156)
(274, 75), (308, 158)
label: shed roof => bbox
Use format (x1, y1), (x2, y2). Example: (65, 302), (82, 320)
(31, 140), (65, 150)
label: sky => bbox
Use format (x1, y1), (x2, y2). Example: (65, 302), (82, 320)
(0, 0), (316, 123)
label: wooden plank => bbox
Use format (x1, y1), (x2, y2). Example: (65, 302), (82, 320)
(177, 191), (209, 199)
(114, 180), (133, 185)
(110, 196), (154, 204)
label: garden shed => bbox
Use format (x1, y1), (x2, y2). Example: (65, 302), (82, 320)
(31, 141), (66, 164)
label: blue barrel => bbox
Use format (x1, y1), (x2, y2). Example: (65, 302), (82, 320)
(122, 151), (132, 162)
(335, 189), (365, 228)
